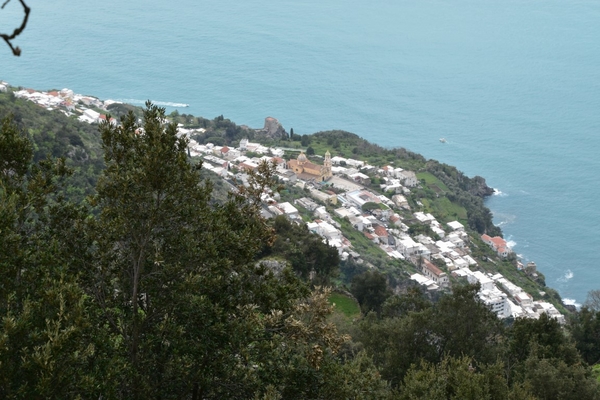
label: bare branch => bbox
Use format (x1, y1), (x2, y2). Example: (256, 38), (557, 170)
(584, 289), (600, 311)
(0, 0), (30, 56)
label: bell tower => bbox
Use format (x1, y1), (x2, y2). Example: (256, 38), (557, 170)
(321, 150), (333, 181)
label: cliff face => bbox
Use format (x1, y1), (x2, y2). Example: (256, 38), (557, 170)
(469, 175), (495, 198)
(425, 160), (494, 199)
(256, 116), (286, 139)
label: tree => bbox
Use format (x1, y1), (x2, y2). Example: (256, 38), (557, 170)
(306, 145), (315, 156)
(351, 270), (392, 315)
(362, 201), (384, 212)
(400, 356), (535, 400)
(359, 307), (438, 387)
(522, 353), (600, 400)
(301, 134), (310, 147)
(83, 103), (377, 398)
(508, 313), (579, 366)
(431, 284), (504, 365)
(381, 287), (431, 318)
(0, 115), (107, 398)
(89, 103), (304, 398)
(502, 311), (597, 400)
(570, 306), (600, 365)
(266, 215), (340, 284)
(318, 351), (395, 400)
(358, 284), (503, 388)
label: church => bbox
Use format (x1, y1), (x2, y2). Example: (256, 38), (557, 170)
(288, 150), (333, 182)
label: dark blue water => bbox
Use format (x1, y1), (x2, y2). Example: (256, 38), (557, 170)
(4, 0), (599, 303)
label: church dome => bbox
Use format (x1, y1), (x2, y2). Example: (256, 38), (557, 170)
(297, 152), (308, 162)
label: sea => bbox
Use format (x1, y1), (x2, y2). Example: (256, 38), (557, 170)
(3, 0), (599, 304)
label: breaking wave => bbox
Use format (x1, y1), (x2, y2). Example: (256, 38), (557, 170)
(564, 270), (574, 280)
(562, 298), (581, 309)
(557, 269), (574, 283)
(494, 213), (516, 227)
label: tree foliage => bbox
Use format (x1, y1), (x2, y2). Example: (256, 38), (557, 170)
(351, 270), (392, 315)
(0, 105), (389, 399)
(262, 215), (340, 285)
(0, 92), (105, 203)
(400, 356), (535, 400)
(569, 306), (600, 365)
(357, 285), (600, 398)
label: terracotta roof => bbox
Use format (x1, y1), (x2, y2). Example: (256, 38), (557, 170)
(374, 225), (388, 237)
(490, 237), (507, 248)
(481, 234), (511, 254)
(305, 161), (320, 170)
(423, 259), (444, 277)
(239, 162), (256, 171)
(289, 159), (321, 175)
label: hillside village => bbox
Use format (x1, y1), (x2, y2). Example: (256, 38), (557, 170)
(7, 83), (564, 324)
(192, 138), (564, 324)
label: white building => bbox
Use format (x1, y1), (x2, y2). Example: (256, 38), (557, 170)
(422, 259), (449, 288)
(413, 212), (436, 224)
(431, 226), (446, 238)
(78, 108), (101, 124)
(277, 202), (299, 219)
(410, 273), (439, 291)
(315, 220), (342, 241)
(479, 289), (510, 318)
(447, 220), (465, 232)
(398, 237), (429, 259)
(314, 206), (330, 220)
(400, 171), (418, 187)
(331, 156), (347, 165)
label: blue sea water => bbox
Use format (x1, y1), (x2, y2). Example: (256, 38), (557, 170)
(3, 0), (599, 303)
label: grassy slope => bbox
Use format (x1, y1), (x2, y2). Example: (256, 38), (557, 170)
(328, 293), (361, 319)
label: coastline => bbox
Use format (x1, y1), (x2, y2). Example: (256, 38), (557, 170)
(0, 82), (574, 315)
